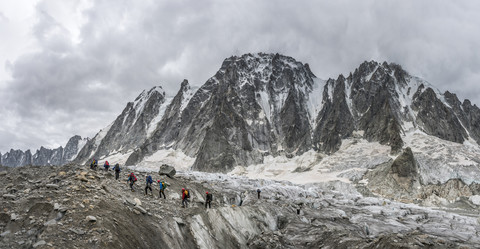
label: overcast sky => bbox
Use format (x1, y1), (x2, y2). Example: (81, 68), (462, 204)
(1, 0), (480, 153)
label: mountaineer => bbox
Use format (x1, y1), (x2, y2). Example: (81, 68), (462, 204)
(158, 180), (167, 199)
(127, 172), (137, 191)
(205, 191), (213, 209)
(145, 175), (153, 195)
(90, 159), (98, 170)
(113, 163), (121, 180)
(104, 161), (110, 171)
(182, 188), (190, 208)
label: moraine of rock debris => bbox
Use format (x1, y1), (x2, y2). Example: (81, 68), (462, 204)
(0, 163), (479, 249)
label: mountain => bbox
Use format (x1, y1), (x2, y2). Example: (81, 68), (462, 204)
(0, 135), (87, 167)
(75, 53), (480, 174)
(74, 86), (172, 164)
(120, 54), (480, 173)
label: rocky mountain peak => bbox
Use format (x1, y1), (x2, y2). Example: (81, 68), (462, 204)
(217, 53), (316, 90)
(180, 79), (190, 91)
(352, 60), (408, 86)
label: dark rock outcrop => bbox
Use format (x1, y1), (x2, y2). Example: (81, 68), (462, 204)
(390, 147), (418, 178)
(158, 164), (176, 178)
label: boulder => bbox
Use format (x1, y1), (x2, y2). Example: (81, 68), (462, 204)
(69, 228), (85, 235)
(134, 206), (147, 214)
(173, 217), (185, 225)
(33, 240), (46, 248)
(3, 194), (15, 200)
(469, 195), (480, 206)
(0, 230), (10, 237)
(134, 198), (142, 206)
(86, 216), (97, 222)
(44, 219), (57, 226)
(158, 164), (176, 178)
(46, 184), (59, 189)
(125, 199), (136, 206)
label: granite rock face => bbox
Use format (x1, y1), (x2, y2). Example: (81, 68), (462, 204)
(412, 87), (467, 143)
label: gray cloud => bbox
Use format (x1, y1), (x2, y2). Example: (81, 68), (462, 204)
(1, 0), (480, 152)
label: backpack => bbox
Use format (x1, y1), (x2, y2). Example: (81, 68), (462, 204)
(115, 165), (121, 172)
(186, 189), (190, 198)
(147, 175), (153, 184)
(132, 174), (137, 182)
(162, 182), (167, 189)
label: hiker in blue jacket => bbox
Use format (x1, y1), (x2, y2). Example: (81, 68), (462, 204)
(158, 180), (167, 199)
(145, 175), (153, 195)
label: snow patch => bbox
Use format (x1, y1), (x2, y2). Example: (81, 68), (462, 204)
(94, 122), (113, 147)
(230, 138), (391, 185)
(147, 96), (174, 137)
(132, 149), (195, 172)
(306, 78), (325, 127)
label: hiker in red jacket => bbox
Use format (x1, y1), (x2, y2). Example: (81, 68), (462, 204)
(127, 173), (137, 191)
(182, 188), (189, 208)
